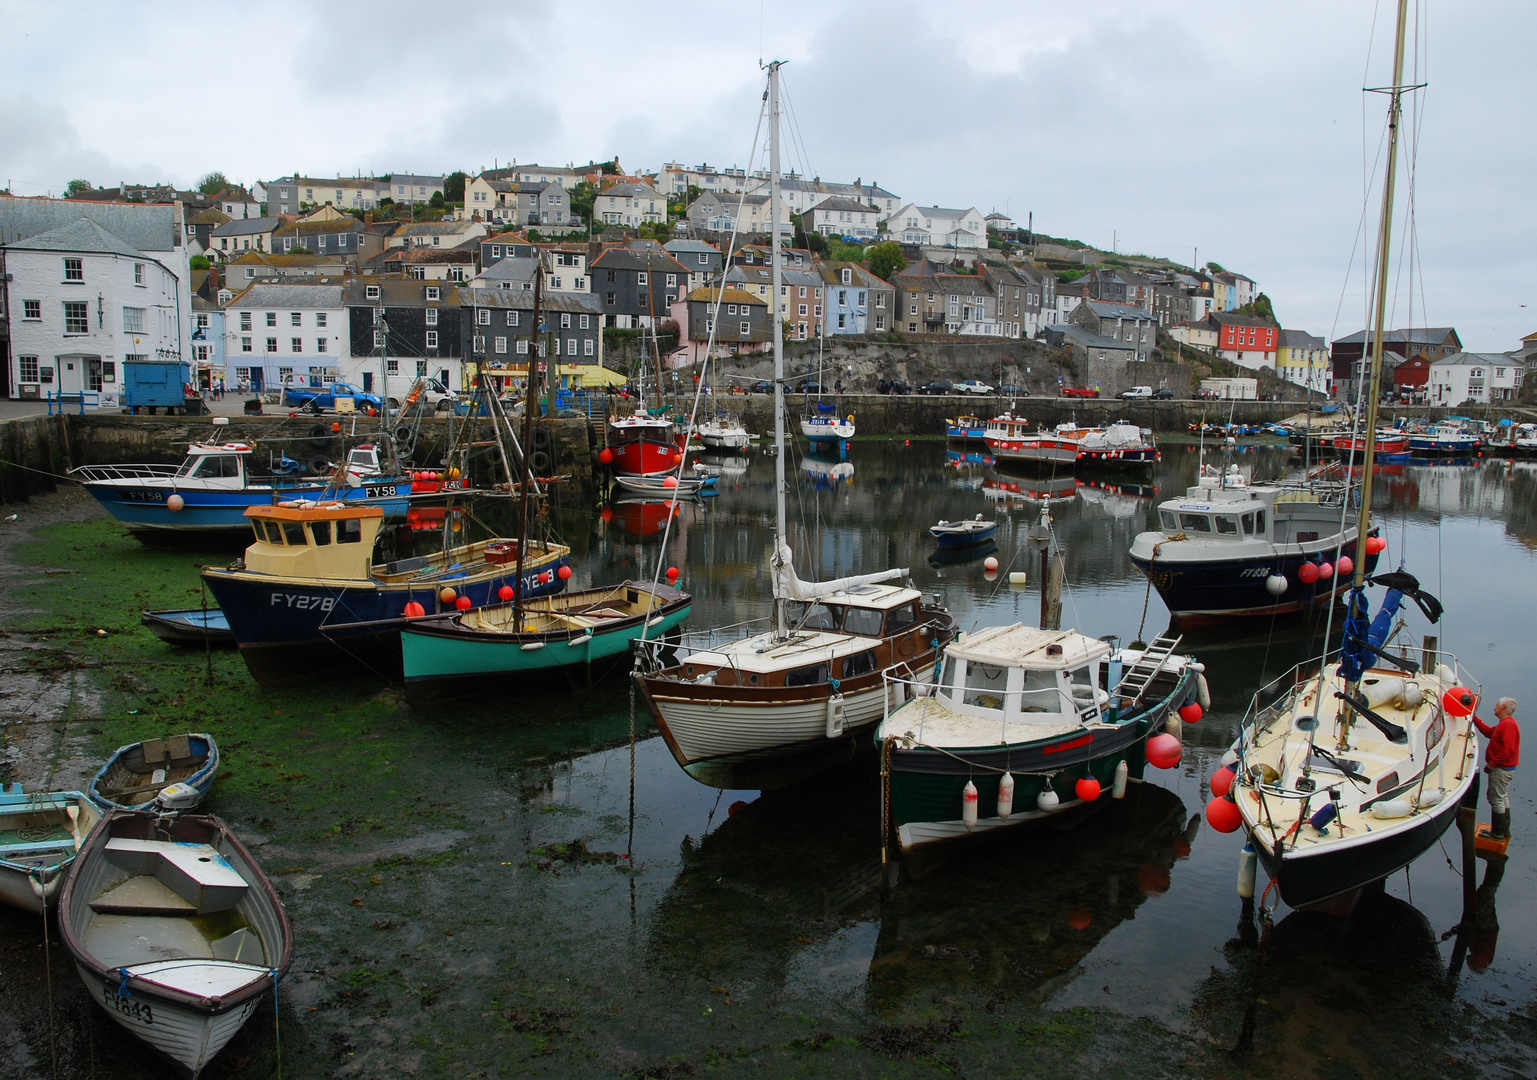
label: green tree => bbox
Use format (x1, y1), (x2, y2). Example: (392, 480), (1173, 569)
(64, 178), (94, 197)
(429, 191), (445, 209)
(1238, 293), (1276, 322)
(866, 241), (905, 282)
(600, 160), (620, 176)
(569, 181), (596, 226)
(189, 255), (210, 270)
(444, 171), (467, 203)
(197, 171), (230, 196)
(288, 244), (312, 255)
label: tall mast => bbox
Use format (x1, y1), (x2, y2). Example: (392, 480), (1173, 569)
(513, 270), (543, 613)
(1351, 0), (1410, 591)
(769, 60), (788, 639)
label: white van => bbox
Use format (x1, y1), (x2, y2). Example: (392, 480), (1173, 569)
(1118, 385), (1153, 399)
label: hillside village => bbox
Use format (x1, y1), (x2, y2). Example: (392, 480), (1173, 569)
(1, 163), (1531, 408)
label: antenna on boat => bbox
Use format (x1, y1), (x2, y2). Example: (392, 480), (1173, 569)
(512, 268), (545, 615)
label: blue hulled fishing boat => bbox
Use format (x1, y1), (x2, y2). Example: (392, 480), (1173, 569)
(201, 500), (567, 685)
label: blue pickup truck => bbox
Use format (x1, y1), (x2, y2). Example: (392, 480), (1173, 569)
(282, 381), (385, 414)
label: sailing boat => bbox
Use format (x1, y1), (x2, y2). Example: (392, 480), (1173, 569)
(633, 62), (956, 786)
(400, 274), (692, 687)
(1221, 0), (1479, 913)
(694, 308), (752, 449)
(800, 310), (854, 444)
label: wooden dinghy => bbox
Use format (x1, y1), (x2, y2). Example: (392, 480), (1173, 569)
(140, 608), (236, 649)
(0, 785), (101, 912)
(58, 810), (293, 1079)
(89, 733), (220, 813)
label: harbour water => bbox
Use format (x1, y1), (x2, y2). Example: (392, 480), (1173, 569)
(1, 439), (1533, 1078)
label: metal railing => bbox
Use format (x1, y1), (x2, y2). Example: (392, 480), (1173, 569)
(70, 462), (181, 482)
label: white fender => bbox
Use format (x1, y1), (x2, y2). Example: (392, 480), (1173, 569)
(1196, 672), (1211, 712)
(1371, 799), (1413, 819)
(961, 781), (979, 830)
(825, 693), (847, 738)
(997, 772), (1015, 820)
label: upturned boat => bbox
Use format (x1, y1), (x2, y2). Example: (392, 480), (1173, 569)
(1128, 464), (1378, 626)
(201, 500), (567, 685)
(89, 733), (220, 813)
(633, 62), (956, 788)
(73, 440), (411, 542)
(0, 785), (101, 912)
(877, 626), (1201, 870)
(58, 810), (293, 1079)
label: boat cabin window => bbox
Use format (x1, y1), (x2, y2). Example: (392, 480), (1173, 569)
(843, 650), (877, 678)
(282, 522), (307, 546)
(1019, 668), (1062, 713)
(337, 518), (363, 544)
(1160, 510), (1178, 531)
(790, 602), (842, 631)
(843, 607), (885, 637)
(1178, 513), (1212, 533)
(1214, 514), (1239, 535)
(1069, 663), (1102, 715)
(309, 520), (332, 546)
(785, 663), (829, 687)
(252, 520), (272, 544)
(963, 662), (1009, 710)
(189, 455), (241, 479)
(886, 601), (918, 633)
(1241, 511), (1257, 536)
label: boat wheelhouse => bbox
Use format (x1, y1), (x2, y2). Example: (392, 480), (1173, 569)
(984, 416), (1087, 467)
(607, 412), (681, 477)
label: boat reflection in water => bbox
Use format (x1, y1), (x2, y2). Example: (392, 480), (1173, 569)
(648, 763), (1194, 1011)
(799, 452), (854, 489)
(982, 474), (1080, 506)
(604, 493), (693, 539)
(945, 448), (995, 470)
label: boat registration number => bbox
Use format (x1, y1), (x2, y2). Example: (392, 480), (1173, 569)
(270, 593), (337, 611)
(1239, 567), (1273, 579)
(363, 483), (404, 498)
(122, 490), (166, 502)
(102, 984), (154, 1025)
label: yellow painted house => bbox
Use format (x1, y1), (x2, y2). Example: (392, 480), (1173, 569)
(1276, 329), (1330, 392)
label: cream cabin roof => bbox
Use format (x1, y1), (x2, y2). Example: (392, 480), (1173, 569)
(946, 624), (1110, 669)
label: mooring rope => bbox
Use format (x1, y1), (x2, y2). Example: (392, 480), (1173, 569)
(37, 872), (58, 1080)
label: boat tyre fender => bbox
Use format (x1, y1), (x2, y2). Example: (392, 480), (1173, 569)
(395, 425), (414, 445)
(531, 425), (553, 452)
(529, 450), (552, 474)
(308, 424), (331, 443)
(308, 455), (332, 476)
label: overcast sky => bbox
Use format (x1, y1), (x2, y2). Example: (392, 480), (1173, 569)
(2, 1), (1529, 350)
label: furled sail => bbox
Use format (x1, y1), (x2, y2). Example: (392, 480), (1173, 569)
(771, 541), (906, 602)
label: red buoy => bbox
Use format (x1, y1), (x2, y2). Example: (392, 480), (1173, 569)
(666, 566), (679, 582)
(1146, 732), (1182, 769)
(455, 595), (472, 611)
(1075, 776), (1101, 802)
(1336, 555), (1354, 576)
(600, 507), (613, 523)
(403, 601), (426, 618)
(1297, 562), (1319, 584)
(439, 587), (457, 604)
(1205, 795), (1242, 833)
(557, 565), (572, 580)
(1442, 686), (1477, 717)
(1317, 561), (1334, 580)
(599, 448), (614, 465)
(498, 585), (514, 602)
(1209, 762), (1238, 798)
(1179, 702), (1203, 724)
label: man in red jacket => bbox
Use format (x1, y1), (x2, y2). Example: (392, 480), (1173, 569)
(1474, 697), (1520, 840)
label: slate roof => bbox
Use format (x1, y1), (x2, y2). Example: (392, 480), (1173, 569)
(3, 217), (145, 258)
(212, 217), (282, 238)
(1085, 300), (1155, 321)
(225, 283), (345, 309)
(275, 219), (365, 237)
(1431, 351), (1517, 368)
(475, 256), (540, 285)
(456, 287), (601, 314)
(812, 196), (877, 214)
(589, 247), (689, 274)
(1278, 329), (1325, 349)
(686, 287), (764, 305)
(664, 239), (720, 255)
(1046, 324), (1131, 351)
(1332, 327), (1459, 346)
(0, 197), (178, 251)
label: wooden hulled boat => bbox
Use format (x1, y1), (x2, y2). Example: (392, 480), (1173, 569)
(607, 412), (680, 476)
(0, 785), (101, 912)
(985, 416), (1088, 468)
(201, 501), (568, 685)
(877, 626), (1199, 870)
(58, 810), (293, 1079)
(401, 581), (691, 686)
(89, 733), (220, 813)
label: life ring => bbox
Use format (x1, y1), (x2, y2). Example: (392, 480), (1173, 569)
(898, 634), (914, 657)
(529, 450), (552, 473)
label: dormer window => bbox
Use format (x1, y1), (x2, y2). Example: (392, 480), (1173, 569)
(365, 285), (381, 300)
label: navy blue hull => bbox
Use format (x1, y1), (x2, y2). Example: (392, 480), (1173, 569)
(932, 525), (998, 549)
(202, 557), (568, 685)
(1130, 538), (1377, 626)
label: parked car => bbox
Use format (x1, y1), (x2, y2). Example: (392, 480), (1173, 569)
(918, 380), (954, 395)
(996, 384), (1030, 396)
(388, 377), (458, 413)
(877, 378), (911, 395)
(1151, 388), (1175, 400)
(954, 380), (994, 395)
(1060, 386), (1099, 398)
(1119, 386), (1153, 400)
(1195, 389), (1220, 400)
(750, 379), (774, 394)
(283, 380), (384, 414)
(793, 380), (823, 395)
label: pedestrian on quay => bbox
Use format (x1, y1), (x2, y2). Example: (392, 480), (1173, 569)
(1474, 697), (1520, 840)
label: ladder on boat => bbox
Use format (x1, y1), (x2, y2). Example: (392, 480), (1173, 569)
(1113, 635), (1182, 708)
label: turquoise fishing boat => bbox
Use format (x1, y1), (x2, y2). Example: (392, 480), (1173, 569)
(0, 785), (102, 912)
(400, 581), (691, 686)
